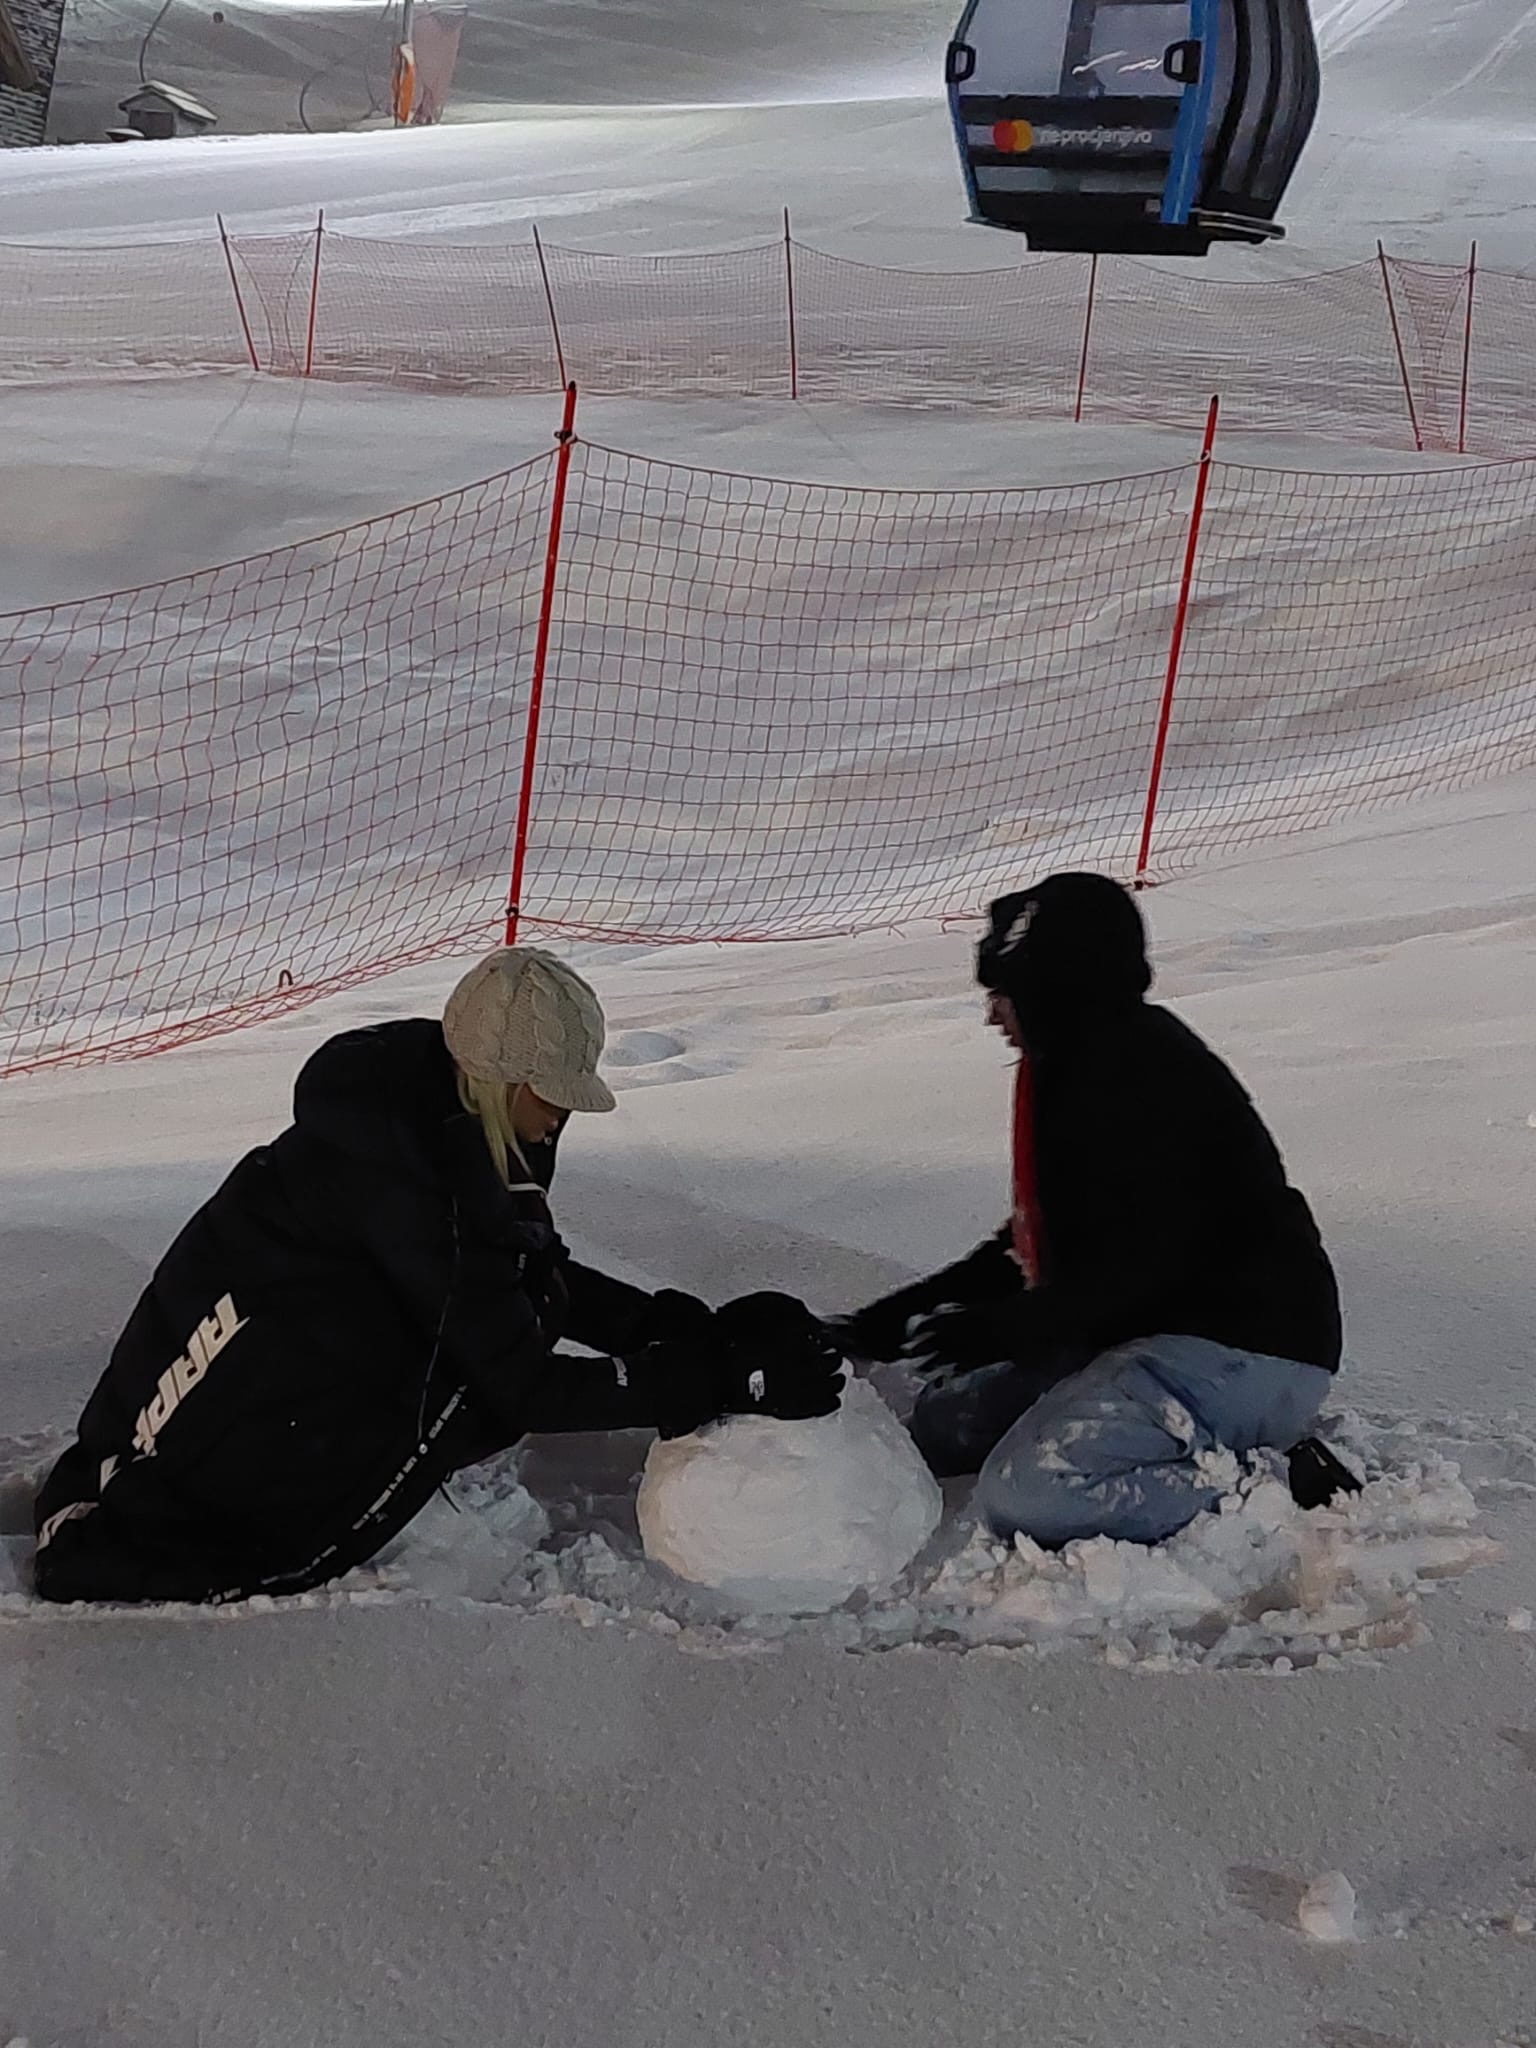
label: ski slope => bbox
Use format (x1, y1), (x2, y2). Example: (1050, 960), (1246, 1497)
(5, 1), (1536, 2043)
(2, 383), (1535, 2041)
(6, 0), (1534, 265)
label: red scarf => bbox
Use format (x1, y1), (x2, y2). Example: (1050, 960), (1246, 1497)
(1010, 1055), (1045, 1287)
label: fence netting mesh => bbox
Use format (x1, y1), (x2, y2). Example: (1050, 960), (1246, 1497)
(7, 428), (1536, 1074)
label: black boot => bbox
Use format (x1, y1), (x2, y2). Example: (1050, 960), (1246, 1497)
(1287, 1437), (1364, 1510)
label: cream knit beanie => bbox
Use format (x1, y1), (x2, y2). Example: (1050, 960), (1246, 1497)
(442, 949), (617, 1113)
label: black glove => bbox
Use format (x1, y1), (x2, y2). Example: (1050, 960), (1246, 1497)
(629, 1294), (846, 1439)
(716, 1292), (846, 1423)
(827, 1291), (929, 1366)
(833, 1236), (1025, 1363)
(634, 1294), (845, 1438)
(902, 1300), (1020, 1379)
(640, 1288), (715, 1347)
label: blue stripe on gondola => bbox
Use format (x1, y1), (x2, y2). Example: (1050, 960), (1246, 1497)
(947, 0), (986, 223)
(1161, 0), (1218, 225)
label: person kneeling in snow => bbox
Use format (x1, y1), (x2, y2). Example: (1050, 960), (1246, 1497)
(836, 873), (1356, 1549)
(33, 949), (843, 1606)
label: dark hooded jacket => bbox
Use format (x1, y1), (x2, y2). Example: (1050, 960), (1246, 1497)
(33, 1019), (682, 1607)
(875, 874), (1342, 1375)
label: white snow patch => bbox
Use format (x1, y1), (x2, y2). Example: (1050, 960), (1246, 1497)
(636, 1375), (942, 1614)
(372, 1473), (551, 1604)
(1297, 1871), (1358, 1944)
(915, 1443), (1494, 1668)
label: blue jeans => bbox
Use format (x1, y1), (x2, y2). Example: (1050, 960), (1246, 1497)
(913, 1335), (1332, 1547)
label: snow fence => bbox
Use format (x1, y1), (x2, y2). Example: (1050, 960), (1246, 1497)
(6, 424), (1536, 1075)
(1, 228), (1532, 456)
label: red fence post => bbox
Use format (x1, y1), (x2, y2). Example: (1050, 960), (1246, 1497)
(506, 383), (580, 945)
(1376, 240), (1423, 452)
(216, 214), (260, 373)
(1135, 395), (1220, 888)
(1073, 252), (1098, 422)
(304, 208), (325, 379)
(1458, 238), (1478, 456)
(531, 223), (568, 389)
(783, 207), (800, 401)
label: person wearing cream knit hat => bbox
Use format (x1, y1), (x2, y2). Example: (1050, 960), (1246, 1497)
(445, 947), (617, 1116)
(34, 945), (844, 1607)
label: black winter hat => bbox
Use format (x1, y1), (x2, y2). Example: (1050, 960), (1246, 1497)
(977, 872), (1152, 1018)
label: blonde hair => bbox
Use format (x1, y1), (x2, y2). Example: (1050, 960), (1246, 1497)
(456, 1069), (527, 1188)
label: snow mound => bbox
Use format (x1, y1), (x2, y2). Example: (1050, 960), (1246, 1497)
(917, 1448), (1493, 1668)
(635, 1375), (943, 1614)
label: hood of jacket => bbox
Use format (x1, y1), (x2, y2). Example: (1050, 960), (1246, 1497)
(293, 1017), (564, 1193)
(977, 872), (1152, 1049)
(292, 1019), (466, 1178)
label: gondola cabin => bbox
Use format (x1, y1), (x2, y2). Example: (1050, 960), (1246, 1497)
(947, 0), (1319, 254)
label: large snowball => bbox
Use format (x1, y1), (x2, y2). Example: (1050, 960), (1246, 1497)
(636, 1375), (943, 1614)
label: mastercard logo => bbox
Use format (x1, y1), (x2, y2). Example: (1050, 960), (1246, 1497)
(991, 119), (1035, 152)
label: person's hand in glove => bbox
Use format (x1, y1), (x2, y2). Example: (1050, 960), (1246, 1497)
(902, 1299), (1020, 1381)
(640, 1288), (715, 1347)
(827, 1290), (927, 1366)
(831, 1236), (1025, 1363)
(714, 1291), (846, 1423)
(636, 1293), (846, 1439)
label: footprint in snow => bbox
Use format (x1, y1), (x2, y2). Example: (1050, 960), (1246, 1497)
(604, 1029), (687, 1068)
(1227, 1863), (1310, 1926)
(604, 1029), (736, 1090)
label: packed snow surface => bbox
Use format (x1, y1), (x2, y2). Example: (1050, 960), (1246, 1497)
(7, 6), (1536, 2034)
(10, 773), (1536, 2046)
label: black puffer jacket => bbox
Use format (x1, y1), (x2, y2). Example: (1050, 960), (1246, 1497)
(856, 874), (1342, 1375)
(34, 1020), (686, 1606)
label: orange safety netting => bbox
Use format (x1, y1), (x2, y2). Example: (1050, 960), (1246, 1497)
(3, 458), (552, 1074)
(1142, 454), (1536, 869)
(520, 441), (1189, 940)
(5, 231), (1529, 456)
(789, 245), (1086, 413)
(7, 426), (1536, 1076)
(1458, 265), (1536, 460)
(1083, 258), (1419, 447)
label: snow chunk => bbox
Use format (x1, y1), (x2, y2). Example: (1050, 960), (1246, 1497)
(376, 1477), (550, 1603)
(636, 1375), (942, 1614)
(918, 1447), (1493, 1667)
(1297, 1871), (1357, 1943)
